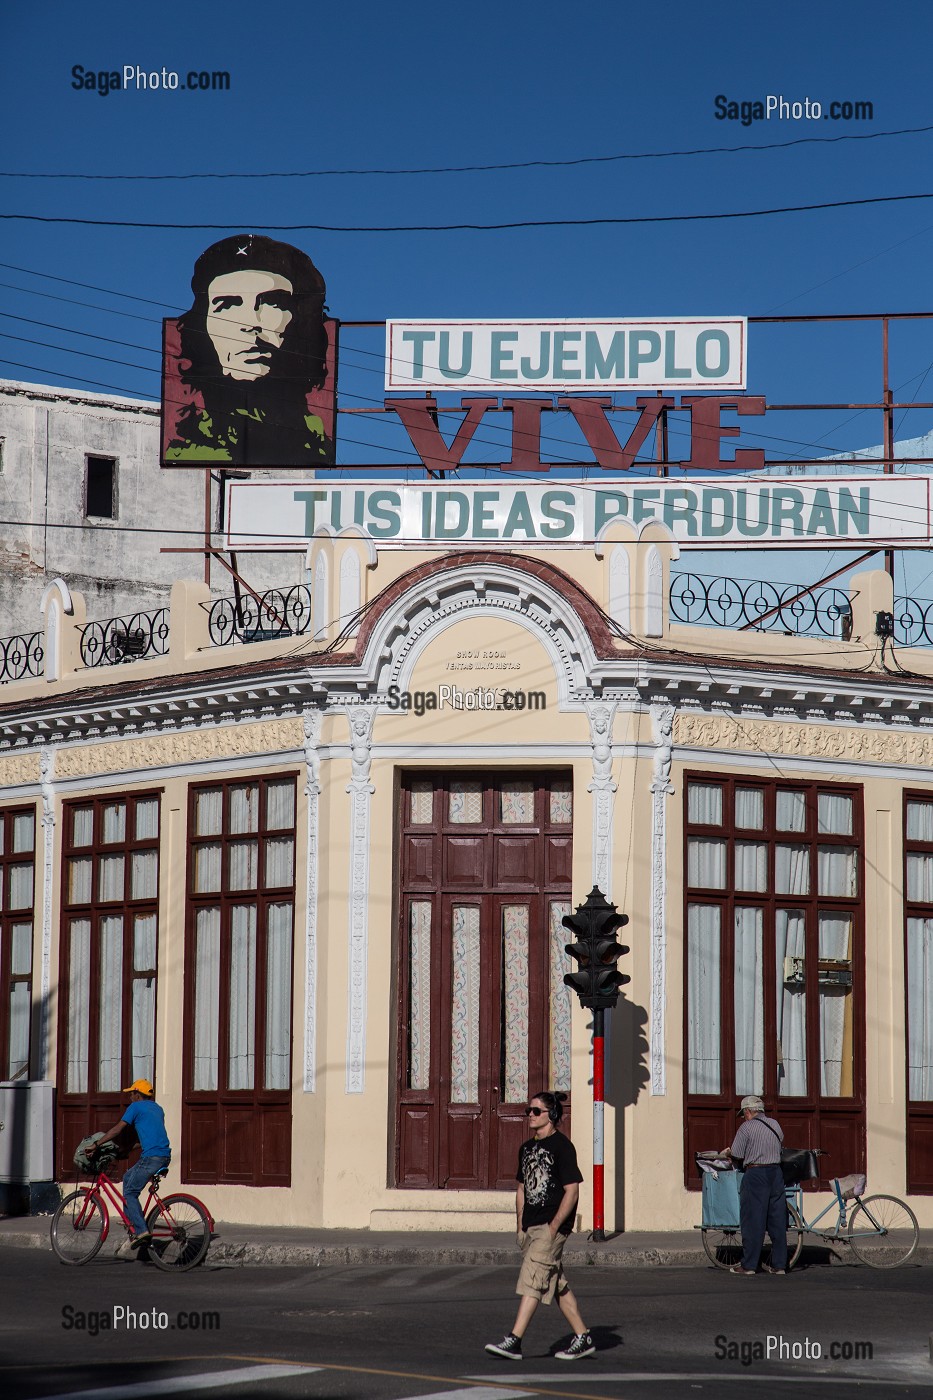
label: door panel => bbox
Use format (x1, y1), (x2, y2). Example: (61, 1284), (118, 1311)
(396, 772), (573, 1191)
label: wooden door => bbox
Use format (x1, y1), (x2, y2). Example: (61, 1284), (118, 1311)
(395, 771), (573, 1190)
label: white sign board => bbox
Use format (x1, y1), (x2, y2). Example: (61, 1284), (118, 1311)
(384, 318), (747, 391)
(224, 475), (931, 550)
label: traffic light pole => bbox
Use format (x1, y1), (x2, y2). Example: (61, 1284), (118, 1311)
(592, 1006), (606, 1242)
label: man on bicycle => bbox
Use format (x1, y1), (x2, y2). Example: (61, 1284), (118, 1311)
(95, 1079), (171, 1248)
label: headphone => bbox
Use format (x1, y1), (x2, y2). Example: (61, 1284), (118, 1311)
(537, 1091), (567, 1124)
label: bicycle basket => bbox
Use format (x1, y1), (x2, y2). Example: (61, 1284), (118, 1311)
(780, 1148), (820, 1185)
(73, 1133), (119, 1172)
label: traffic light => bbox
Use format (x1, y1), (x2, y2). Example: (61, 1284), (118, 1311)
(562, 886), (630, 1009)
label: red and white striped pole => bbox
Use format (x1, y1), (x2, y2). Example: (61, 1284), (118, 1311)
(592, 1005), (606, 1241)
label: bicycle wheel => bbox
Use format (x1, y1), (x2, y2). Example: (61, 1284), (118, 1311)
(50, 1189), (107, 1265)
(847, 1195), (919, 1268)
(145, 1193), (211, 1271)
(701, 1201), (803, 1271)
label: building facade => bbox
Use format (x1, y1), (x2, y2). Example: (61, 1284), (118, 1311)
(1, 526), (932, 1231)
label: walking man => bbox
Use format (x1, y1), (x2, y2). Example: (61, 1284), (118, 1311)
(727, 1093), (788, 1276)
(486, 1091), (595, 1361)
(96, 1079), (171, 1248)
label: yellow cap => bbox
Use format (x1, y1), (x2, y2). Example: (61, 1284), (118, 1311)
(123, 1079), (154, 1096)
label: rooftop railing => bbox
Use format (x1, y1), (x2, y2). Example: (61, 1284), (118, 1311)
(79, 608), (170, 668)
(206, 583), (314, 647)
(0, 631), (44, 685)
(670, 572), (852, 639)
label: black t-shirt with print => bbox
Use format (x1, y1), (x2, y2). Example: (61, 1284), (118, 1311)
(517, 1131), (584, 1235)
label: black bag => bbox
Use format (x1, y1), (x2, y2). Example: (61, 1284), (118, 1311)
(779, 1148), (820, 1185)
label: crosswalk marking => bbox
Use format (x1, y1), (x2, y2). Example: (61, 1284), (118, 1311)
(34, 1363), (317, 1400)
(411, 1389), (536, 1400)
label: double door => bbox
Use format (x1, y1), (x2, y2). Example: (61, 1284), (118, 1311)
(395, 771), (574, 1190)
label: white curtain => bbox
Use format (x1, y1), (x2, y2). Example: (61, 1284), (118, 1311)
(230, 785), (259, 835)
(97, 915), (123, 1092)
(549, 901), (572, 1092)
(776, 790), (806, 832)
(264, 837), (294, 888)
(735, 842), (767, 893)
(819, 914), (852, 1096)
(228, 905), (257, 1090)
(72, 807), (94, 847)
(194, 844), (221, 894)
(193, 907), (220, 1091)
(907, 801), (933, 843)
(133, 913), (156, 970)
(131, 914), (157, 1083)
(687, 904), (721, 1093)
(98, 854), (124, 903)
(818, 792), (853, 836)
(134, 798), (159, 841)
(8, 982), (29, 1079)
(688, 783), (722, 825)
(11, 812), (34, 853)
(734, 906), (763, 1095)
(228, 840), (258, 892)
(907, 854), (933, 903)
(68, 857), (92, 905)
(11, 921), (31, 976)
(818, 846), (858, 897)
(502, 905), (529, 1103)
(735, 788), (764, 830)
(264, 902), (292, 1091)
(8, 862), (33, 910)
(408, 901), (432, 1090)
(196, 790), (223, 837)
(450, 905), (480, 1102)
(776, 910), (807, 1095)
(66, 919), (91, 1093)
(131, 850), (158, 901)
(775, 844), (810, 896)
(908, 916), (933, 1100)
(265, 781), (295, 832)
(688, 838), (726, 889)
(102, 803), (126, 844)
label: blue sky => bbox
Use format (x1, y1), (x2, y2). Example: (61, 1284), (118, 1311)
(4, 0), (933, 595)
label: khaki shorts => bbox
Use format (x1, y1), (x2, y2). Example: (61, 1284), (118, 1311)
(516, 1224), (571, 1305)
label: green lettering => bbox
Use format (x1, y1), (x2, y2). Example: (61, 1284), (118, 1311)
(696, 329), (730, 378)
(502, 491), (537, 538)
(632, 488), (662, 526)
(520, 332), (551, 380)
(700, 487), (734, 537)
(585, 330), (625, 380)
(400, 330), (436, 378)
(367, 490), (401, 538)
(491, 331), (519, 379)
(472, 490), (500, 538)
(434, 491), (470, 538)
(438, 330), (473, 379)
(837, 486), (870, 536)
(663, 488), (698, 536)
(553, 331), (581, 379)
(594, 491), (629, 533)
(539, 490), (576, 538)
(805, 487), (837, 536)
(629, 331), (662, 376)
(736, 488), (769, 537)
(771, 487), (805, 537)
(293, 490), (327, 536)
(664, 330), (691, 379)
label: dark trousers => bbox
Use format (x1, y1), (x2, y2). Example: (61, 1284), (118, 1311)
(739, 1164), (787, 1271)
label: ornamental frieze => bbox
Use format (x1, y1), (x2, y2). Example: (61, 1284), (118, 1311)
(0, 752), (41, 788)
(54, 718), (306, 779)
(675, 713), (933, 768)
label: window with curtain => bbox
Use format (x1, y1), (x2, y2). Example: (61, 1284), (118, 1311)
(906, 797), (933, 1103)
(685, 776), (862, 1112)
(0, 806), (37, 1080)
(59, 795), (160, 1104)
(185, 776), (298, 1186)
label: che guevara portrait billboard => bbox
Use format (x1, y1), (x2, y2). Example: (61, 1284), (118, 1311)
(161, 234), (337, 467)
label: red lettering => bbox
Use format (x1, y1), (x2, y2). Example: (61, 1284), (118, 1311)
(680, 396), (766, 471)
(501, 399), (547, 472)
(558, 396), (675, 471)
(386, 397), (493, 474)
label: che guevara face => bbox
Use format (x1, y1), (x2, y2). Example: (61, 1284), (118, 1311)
(205, 269), (295, 381)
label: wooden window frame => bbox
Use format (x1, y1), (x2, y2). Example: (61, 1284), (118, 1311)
(903, 788), (933, 1192)
(0, 803), (37, 1081)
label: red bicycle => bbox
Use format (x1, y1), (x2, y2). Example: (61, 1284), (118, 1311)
(50, 1163), (214, 1271)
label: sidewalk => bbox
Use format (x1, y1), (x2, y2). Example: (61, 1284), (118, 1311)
(4, 1212), (933, 1267)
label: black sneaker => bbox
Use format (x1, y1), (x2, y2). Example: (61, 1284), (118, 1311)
(129, 1232), (152, 1249)
(485, 1334), (522, 1360)
(556, 1332), (596, 1360)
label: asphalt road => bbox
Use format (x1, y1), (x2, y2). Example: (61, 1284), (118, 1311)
(2, 1249), (933, 1400)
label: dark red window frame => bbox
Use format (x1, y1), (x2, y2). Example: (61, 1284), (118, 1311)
(0, 803), (37, 1081)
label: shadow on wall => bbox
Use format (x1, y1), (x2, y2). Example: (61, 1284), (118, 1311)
(608, 996), (650, 1233)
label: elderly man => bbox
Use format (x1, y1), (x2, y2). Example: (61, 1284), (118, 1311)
(727, 1093), (788, 1276)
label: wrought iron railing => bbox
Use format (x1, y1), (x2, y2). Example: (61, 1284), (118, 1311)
(80, 608), (170, 668)
(207, 583), (314, 647)
(0, 630), (44, 684)
(893, 596), (933, 647)
(669, 572), (851, 638)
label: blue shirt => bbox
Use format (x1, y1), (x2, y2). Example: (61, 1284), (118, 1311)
(122, 1099), (171, 1159)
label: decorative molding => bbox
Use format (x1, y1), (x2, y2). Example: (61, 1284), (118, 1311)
(38, 745), (56, 1079)
(54, 718), (305, 779)
(345, 704), (376, 1093)
(586, 700), (617, 897)
(302, 708), (322, 1093)
(649, 703), (675, 1096)
(675, 712), (933, 768)
(0, 753), (40, 787)
(608, 545), (631, 633)
(644, 545), (663, 637)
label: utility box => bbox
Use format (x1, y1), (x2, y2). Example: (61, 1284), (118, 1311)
(0, 1081), (58, 1214)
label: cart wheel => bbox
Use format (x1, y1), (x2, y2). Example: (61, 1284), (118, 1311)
(702, 1202), (803, 1271)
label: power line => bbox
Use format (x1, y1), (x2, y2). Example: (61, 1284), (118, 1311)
(4, 190), (933, 232)
(2, 122), (931, 180)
